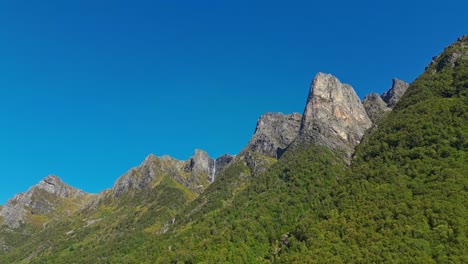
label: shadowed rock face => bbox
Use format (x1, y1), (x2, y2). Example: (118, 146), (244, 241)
(382, 78), (410, 107)
(363, 79), (410, 123)
(0, 176), (87, 228)
(245, 112), (302, 158)
(363, 93), (391, 123)
(297, 73), (372, 159)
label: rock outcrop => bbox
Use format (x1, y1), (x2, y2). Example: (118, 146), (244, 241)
(295, 73), (372, 160)
(0, 175), (88, 228)
(363, 78), (410, 123)
(363, 93), (391, 123)
(244, 112), (302, 158)
(381, 78), (410, 107)
(111, 150), (234, 197)
(427, 35), (468, 72)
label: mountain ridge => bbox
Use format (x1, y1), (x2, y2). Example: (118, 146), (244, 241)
(0, 71), (407, 229)
(2, 36), (466, 263)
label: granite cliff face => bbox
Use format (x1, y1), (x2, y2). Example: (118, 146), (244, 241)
(0, 175), (88, 228)
(244, 112), (302, 158)
(295, 72), (372, 160)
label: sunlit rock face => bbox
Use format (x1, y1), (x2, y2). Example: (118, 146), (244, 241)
(0, 175), (87, 228)
(297, 72), (372, 160)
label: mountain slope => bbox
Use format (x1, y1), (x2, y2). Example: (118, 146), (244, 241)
(284, 35), (468, 263)
(0, 36), (466, 263)
(152, 36), (467, 263)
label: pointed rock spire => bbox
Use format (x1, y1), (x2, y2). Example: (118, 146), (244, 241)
(382, 78), (410, 107)
(297, 73), (372, 158)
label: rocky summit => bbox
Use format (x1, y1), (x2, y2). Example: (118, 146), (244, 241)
(110, 150), (234, 198)
(244, 112), (302, 158)
(363, 92), (390, 123)
(363, 78), (410, 123)
(296, 72), (372, 160)
(0, 175), (88, 228)
(381, 78), (410, 107)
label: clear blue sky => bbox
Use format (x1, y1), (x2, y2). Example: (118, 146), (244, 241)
(0, 0), (466, 204)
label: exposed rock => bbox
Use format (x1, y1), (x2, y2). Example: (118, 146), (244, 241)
(110, 150), (235, 197)
(382, 78), (410, 107)
(183, 150), (234, 184)
(0, 175), (88, 228)
(244, 112), (302, 158)
(363, 93), (391, 123)
(111, 154), (187, 197)
(426, 35), (468, 72)
(184, 150), (212, 173)
(296, 72), (372, 160)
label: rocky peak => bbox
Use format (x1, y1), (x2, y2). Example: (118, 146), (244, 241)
(0, 175), (87, 228)
(184, 150), (234, 183)
(427, 35), (468, 72)
(382, 78), (410, 107)
(363, 92), (391, 123)
(244, 112), (302, 158)
(110, 150), (235, 198)
(35, 175), (86, 198)
(297, 72), (372, 159)
(184, 149), (213, 174)
(111, 154), (178, 197)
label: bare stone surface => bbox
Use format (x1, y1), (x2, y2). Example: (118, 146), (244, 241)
(296, 72), (372, 160)
(363, 92), (391, 123)
(244, 112), (302, 158)
(0, 176), (87, 228)
(110, 150), (235, 197)
(382, 78), (410, 107)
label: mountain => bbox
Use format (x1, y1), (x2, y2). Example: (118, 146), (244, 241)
(0, 36), (466, 263)
(382, 78), (410, 107)
(244, 112), (302, 159)
(0, 175), (91, 229)
(293, 72), (372, 161)
(363, 78), (410, 123)
(107, 150), (235, 198)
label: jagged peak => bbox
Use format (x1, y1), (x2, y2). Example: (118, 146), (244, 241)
(33, 175), (86, 198)
(295, 72), (372, 161)
(426, 35), (468, 72)
(457, 35), (468, 42)
(0, 175), (87, 228)
(382, 78), (410, 107)
(140, 153), (159, 168)
(245, 112), (302, 158)
(193, 149), (211, 160)
(37, 175), (62, 189)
